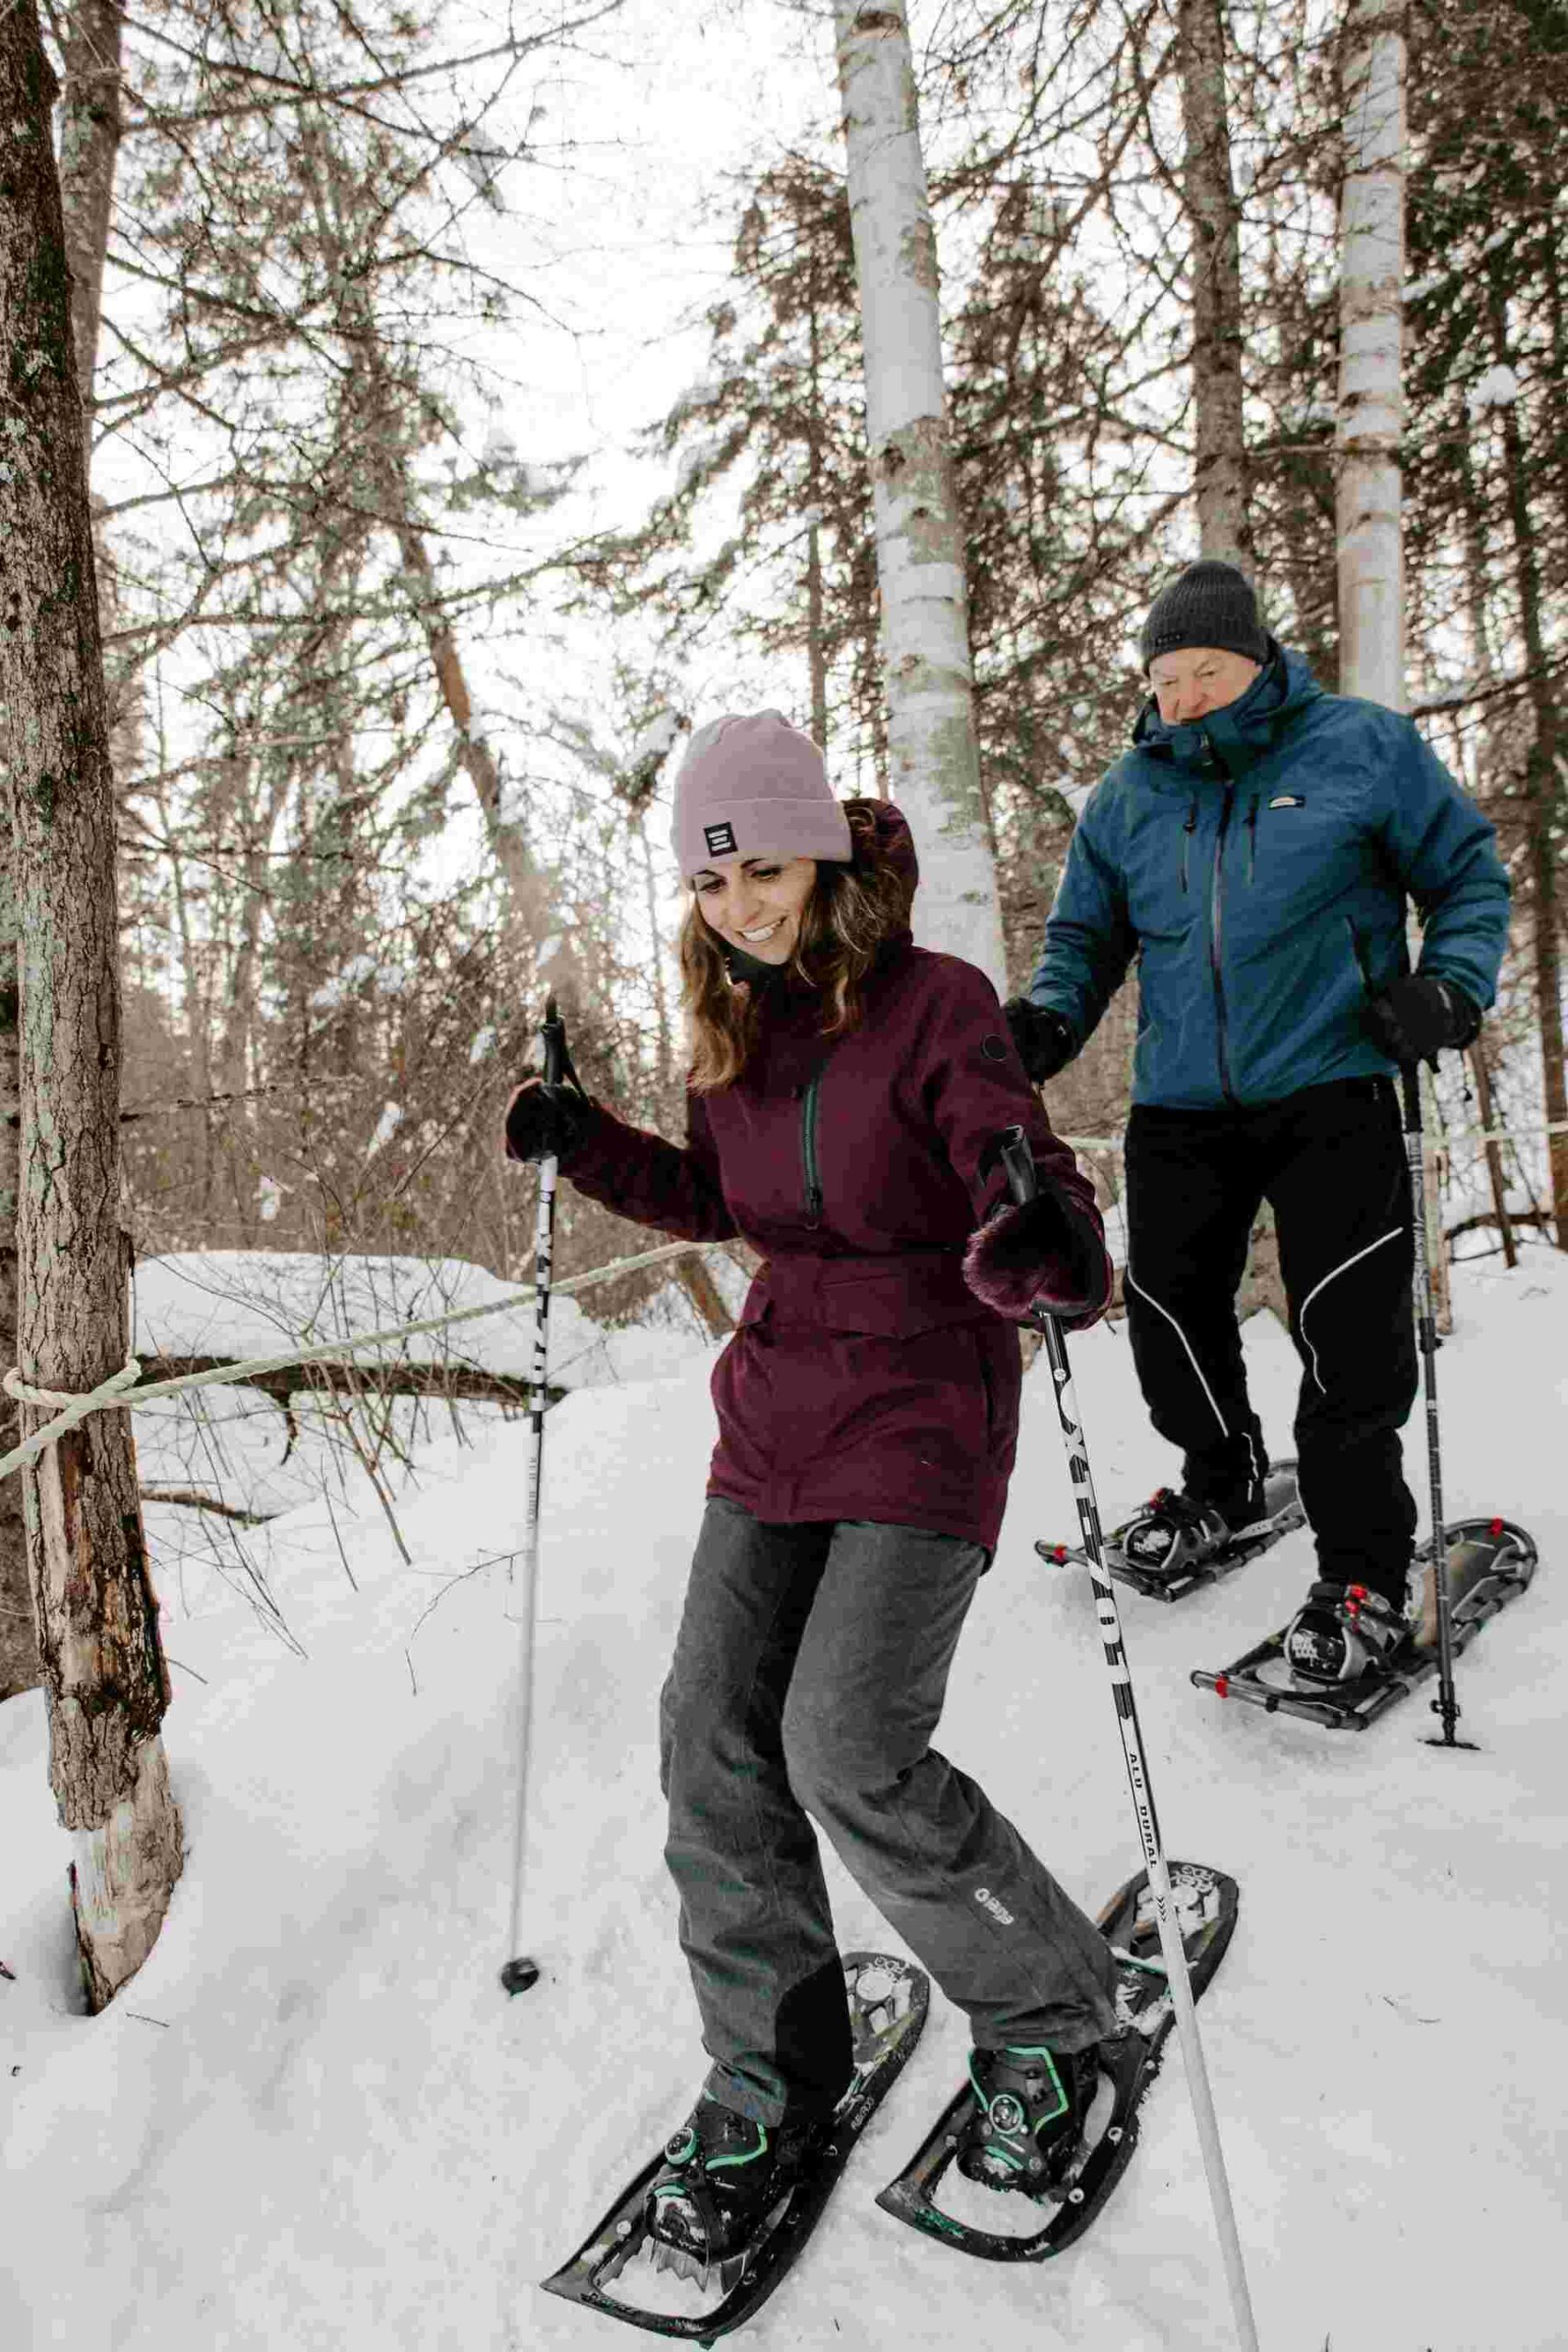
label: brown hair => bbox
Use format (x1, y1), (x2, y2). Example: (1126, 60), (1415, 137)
(680, 800), (914, 1091)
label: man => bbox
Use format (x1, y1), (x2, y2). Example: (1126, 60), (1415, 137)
(1007, 559), (1510, 1686)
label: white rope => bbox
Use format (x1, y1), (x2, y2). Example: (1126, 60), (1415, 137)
(0, 1237), (730, 1488)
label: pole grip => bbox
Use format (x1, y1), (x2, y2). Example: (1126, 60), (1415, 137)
(992, 1121), (1039, 1209)
(540, 995), (566, 1090)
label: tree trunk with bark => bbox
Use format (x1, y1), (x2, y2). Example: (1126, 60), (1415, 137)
(833, 3), (1006, 987)
(1335, 0), (1407, 709)
(0, 0), (183, 2003)
(1483, 266), (1567, 1250)
(57, 0), (123, 463)
(1178, 0), (1252, 572)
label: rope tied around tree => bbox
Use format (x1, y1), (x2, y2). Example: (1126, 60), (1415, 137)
(0, 1237), (732, 1489)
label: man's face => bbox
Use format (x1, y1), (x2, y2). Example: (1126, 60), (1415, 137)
(1148, 646), (1261, 727)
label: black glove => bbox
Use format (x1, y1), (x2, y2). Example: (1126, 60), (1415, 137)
(1002, 998), (1077, 1084)
(503, 1079), (592, 1165)
(1363, 975), (1481, 1067)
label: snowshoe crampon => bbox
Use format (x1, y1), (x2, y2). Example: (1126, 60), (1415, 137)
(539, 1952), (928, 2341)
(1037, 1461), (1303, 1602)
(1190, 1516), (1539, 1731)
(875, 1860), (1237, 2261)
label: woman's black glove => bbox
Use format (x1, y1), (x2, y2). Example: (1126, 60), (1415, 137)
(1363, 975), (1481, 1067)
(502, 1078), (593, 1165)
(1002, 998), (1077, 1084)
(963, 1186), (1114, 1332)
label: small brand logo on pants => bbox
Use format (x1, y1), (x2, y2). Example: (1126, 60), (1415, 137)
(975, 1886), (1015, 1926)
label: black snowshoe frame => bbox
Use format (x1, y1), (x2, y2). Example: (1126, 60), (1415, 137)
(1190, 1516), (1538, 1731)
(875, 1860), (1238, 2262)
(538, 1952), (929, 2344)
(1037, 1460), (1303, 1602)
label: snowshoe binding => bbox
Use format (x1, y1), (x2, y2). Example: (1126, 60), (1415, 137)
(643, 2099), (828, 2291)
(954, 2043), (1100, 2198)
(1284, 1581), (1407, 1687)
(1122, 1486), (1258, 1579)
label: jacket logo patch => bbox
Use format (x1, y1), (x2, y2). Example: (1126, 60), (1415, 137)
(1268, 795), (1304, 809)
(704, 820), (738, 854)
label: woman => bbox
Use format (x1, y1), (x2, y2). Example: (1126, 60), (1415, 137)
(504, 711), (1121, 2269)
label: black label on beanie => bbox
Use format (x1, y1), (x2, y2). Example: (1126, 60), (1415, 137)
(704, 820), (737, 855)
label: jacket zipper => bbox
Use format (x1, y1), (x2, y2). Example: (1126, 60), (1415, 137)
(1208, 754), (1238, 1104)
(1180, 796), (1197, 893)
(1247, 793), (1259, 883)
(800, 1072), (824, 1227)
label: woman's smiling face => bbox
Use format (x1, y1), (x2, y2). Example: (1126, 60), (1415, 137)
(690, 855), (818, 965)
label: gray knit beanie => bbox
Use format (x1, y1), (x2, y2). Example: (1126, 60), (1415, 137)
(671, 710), (852, 878)
(1140, 560), (1269, 673)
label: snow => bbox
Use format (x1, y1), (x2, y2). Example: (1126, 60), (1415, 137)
(5, 1250), (1567, 2350)
(369, 1101), (404, 1154)
(1465, 363), (1520, 421)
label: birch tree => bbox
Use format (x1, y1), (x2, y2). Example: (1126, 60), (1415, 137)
(833, 1), (1006, 986)
(1335, 0), (1407, 707)
(1178, 0), (1252, 572)
(0, 0), (183, 2001)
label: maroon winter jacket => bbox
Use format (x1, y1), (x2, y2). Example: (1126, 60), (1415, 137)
(552, 806), (1100, 1548)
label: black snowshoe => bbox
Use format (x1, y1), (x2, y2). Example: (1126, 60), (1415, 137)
(541, 1951), (929, 2341)
(878, 1860), (1239, 2262)
(1041, 1460), (1302, 1602)
(1191, 1516), (1540, 1732)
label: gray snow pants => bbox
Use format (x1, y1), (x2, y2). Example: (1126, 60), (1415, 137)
(659, 1498), (1122, 2129)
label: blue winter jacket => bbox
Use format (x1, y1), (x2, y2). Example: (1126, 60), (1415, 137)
(1027, 647), (1511, 1110)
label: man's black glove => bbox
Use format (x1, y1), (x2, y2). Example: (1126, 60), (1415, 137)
(1002, 998), (1077, 1084)
(1363, 975), (1482, 1067)
(503, 1079), (593, 1165)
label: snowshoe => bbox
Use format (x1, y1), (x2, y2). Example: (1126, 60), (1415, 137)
(1191, 1516), (1539, 1732)
(540, 1951), (928, 2340)
(877, 1860), (1238, 2261)
(1039, 1460), (1302, 1602)
(954, 2042), (1100, 2197)
(1283, 1581), (1407, 1686)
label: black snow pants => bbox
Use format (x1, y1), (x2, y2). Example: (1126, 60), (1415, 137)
(659, 1498), (1122, 2130)
(1123, 1074), (1418, 1609)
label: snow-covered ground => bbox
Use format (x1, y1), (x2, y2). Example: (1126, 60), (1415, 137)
(4, 1249), (1564, 2352)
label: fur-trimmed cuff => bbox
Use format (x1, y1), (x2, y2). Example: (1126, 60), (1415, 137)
(963, 1192), (1114, 1331)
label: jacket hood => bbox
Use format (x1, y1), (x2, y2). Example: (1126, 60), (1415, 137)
(1132, 641), (1324, 773)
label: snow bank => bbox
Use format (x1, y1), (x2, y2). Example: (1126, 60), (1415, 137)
(4, 1254), (1565, 2350)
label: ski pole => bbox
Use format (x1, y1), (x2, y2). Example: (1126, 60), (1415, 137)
(501, 996), (569, 1996)
(994, 1125), (1261, 2352)
(1400, 1067), (1473, 1751)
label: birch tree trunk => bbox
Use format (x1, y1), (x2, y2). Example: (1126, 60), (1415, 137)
(0, 0), (183, 2002)
(833, 2), (1006, 987)
(1483, 266), (1567, 1250)
(1178, 0), (1252, 572)
(1335, 0), (1406, 709)
(58, 0), (123, 465)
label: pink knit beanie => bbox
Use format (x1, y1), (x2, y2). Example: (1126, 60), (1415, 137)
(671, 711), (852, 878)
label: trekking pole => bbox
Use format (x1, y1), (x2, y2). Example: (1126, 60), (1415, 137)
(1400, 1066), (1473, 1751)
(994, 1125), (1261, 2352)
(500, 996), (569, 1996)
